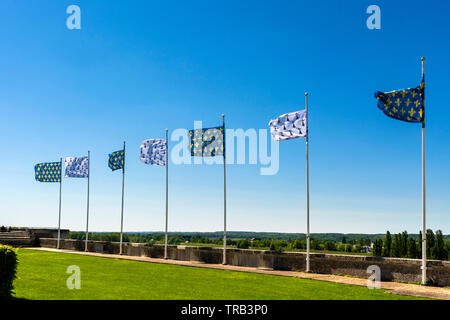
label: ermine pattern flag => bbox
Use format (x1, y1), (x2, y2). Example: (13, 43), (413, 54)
(65, 156), (89, 178)
(269, 110), (307, 141)
(34, 162), (61, 182)
(140, 139), (167, 166)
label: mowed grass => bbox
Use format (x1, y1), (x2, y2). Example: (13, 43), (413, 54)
(14, 249), (426, 300)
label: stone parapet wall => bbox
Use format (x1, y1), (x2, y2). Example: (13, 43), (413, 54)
(30, 228), (70, 240)
(39, 238), (450, 286)
(0, 228), (70, 247)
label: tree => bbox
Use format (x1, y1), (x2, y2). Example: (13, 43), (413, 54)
(417, 231), (423, 259)
(324, 241), (336, 251)
(447, 241), (450, 261)
(391, 234), (402, 258)
(400, 231), (408, 257)
(426, 229), (435, 258)
(407, 238), (417, 259)
(337, 243), (346, 252)
(269, 241), (276, 251)
(372, 238), (383, 257)
(382, 231), (392, 257)
(432, 230), (448, 261)
(291, 240), (304, 250)
(278, 240), (289, 248)
(237, 239), (250, 249)
(310, 239), (321, 250)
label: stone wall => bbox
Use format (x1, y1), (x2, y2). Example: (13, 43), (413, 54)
(39, 238), (450, 286)
(0, 230), (37, 247)
(30, 228), (70, 240)
(0, 228), (70, 247)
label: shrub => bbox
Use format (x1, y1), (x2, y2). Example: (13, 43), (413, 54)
(0, 245), (19, 299)
(344, 244), (353, 252)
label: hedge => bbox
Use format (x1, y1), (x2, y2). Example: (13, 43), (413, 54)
(0, 245), (18, 299)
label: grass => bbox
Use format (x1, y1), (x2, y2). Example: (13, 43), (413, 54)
(13, 249), (427, 300)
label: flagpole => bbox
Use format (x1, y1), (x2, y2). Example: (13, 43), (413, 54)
(120, 141), (126, 255)
(222, 114), (227, 265)
(305, 93), (311, 273)
(57, 158), (62, 249)
(85, 151), (90, 252)
(421, 57), (427, 285)
(164, 129), (169, 259)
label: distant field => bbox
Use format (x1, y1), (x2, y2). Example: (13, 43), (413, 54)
(14, 249), (426, 300)
(176, 242), (371, 256)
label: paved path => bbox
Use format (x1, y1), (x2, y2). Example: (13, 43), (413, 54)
(25, 247), (450, 300)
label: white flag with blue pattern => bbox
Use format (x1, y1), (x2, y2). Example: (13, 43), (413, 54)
(140, 139), (167, 166)
(269, 109), (307, 141)
(65, 156), (89, 178)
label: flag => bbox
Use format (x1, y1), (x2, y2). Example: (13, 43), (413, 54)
(189, 126), (224, 157)
(65, 156), (89, 178)
(108, 150), (125, 171)
(34, 162), (61, 182)
(375, 77), (425, 125)
(269, 109), (307, 141)
(140, 139), (167, 166)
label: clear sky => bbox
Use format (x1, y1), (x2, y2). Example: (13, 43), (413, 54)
(1, 0), (449, 234)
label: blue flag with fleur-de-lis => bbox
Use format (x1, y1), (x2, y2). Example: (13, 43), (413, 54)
(34, 162), (61, 182)
(189, 126), (224, 157)
(375, 76), (425, 126)
(108, 150), (125, 171)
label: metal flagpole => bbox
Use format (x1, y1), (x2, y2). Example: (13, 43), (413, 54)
(164, 129), (169, 259)
(85, 151), (90, 252)
(305, 93), (311, 273)
(222, 114), (227, 265)
(57, 158), (62, 249)
(120, 141), (126, 255)
(421, 57), (427, 285)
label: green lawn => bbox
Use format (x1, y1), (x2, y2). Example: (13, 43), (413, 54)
(14, 249), (426, 300)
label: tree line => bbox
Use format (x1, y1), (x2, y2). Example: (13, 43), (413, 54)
(372, 229), (449, 261)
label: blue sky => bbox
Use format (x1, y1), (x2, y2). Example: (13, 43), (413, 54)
(1, 0), (449, 234)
